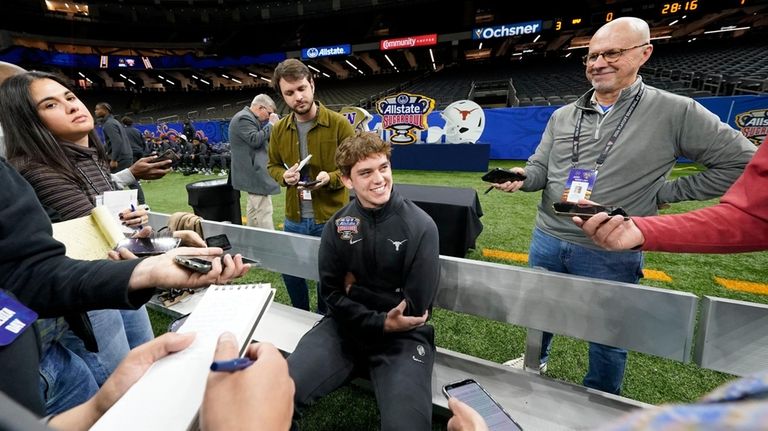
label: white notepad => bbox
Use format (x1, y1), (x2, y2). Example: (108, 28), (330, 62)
(91, 283), (274, 431)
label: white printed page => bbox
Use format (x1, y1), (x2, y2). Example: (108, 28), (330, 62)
(101, 189), (138, 235)
(91, 284), (274, 431)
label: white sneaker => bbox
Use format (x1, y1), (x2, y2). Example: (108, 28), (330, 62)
(503, 356), (547, 373)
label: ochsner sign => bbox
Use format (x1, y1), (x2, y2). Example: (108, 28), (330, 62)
(472, 20), (542, 40)
(380, 34), (437, 51)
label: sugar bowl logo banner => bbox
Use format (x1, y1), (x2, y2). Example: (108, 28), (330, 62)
(735, 109), (768, 146)
(375, 93), (435, 145)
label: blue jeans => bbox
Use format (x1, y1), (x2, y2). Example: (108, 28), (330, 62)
(39, 342), (98, 415)
(528, 228), (643, 395)
(61, 307), (154, 385)
(283, 218), (326, 313)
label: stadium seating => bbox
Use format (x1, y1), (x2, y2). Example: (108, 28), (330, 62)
(74, 37), (767, 123)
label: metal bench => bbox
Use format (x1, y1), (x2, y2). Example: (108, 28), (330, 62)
(148, 213), (710, 429)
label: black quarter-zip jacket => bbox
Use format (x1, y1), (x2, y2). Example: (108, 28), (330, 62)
(319, 188), (440, 340)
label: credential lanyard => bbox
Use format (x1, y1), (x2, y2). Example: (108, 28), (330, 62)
(571, 85), (644, 170)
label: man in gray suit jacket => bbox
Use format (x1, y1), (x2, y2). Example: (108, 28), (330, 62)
(229, 94), (281, 228)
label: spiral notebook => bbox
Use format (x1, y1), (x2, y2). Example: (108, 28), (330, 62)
(91, 283), (274, 431)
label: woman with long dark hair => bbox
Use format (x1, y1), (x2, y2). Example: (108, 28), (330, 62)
(0, 71), (154, 414)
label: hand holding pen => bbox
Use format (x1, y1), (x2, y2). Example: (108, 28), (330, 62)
(120, 204), (149, 229)
(282, 162), (301, 186)
(201, 333), (294, 430)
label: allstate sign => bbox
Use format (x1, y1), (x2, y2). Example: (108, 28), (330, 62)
(472, 20), (542, 40)
(301, 44), (351, 60)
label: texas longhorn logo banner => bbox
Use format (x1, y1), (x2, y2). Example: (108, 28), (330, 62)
(735, 109), (768, 146)
(375, 92), (435, 144)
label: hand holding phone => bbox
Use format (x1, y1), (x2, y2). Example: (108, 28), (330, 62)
(482, 168), (527, 184)
(552, 202), (629, 220)
(443, 379), (522, 431)
(482, 169), (526, 194)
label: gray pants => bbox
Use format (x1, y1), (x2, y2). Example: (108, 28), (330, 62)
(287, 317), (435, 431)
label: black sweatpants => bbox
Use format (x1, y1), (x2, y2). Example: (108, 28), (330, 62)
(287, 317), (435, 431)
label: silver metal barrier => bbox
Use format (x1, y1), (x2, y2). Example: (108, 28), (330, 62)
(694, 296), (768, 376)
(150, 212), (698, 363)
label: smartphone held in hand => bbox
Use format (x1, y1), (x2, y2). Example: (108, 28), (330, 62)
(481, 168), (527, 184)
(552, 202), (629, 220)
(174, 255), (213, 273)
(298, 179), (321, 187)
(154, 149), (180, 163)
(443, 378), (523, 431)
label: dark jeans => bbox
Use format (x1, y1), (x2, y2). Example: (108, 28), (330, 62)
(282, 218), (326, 313)
(528, 227), (643, 395)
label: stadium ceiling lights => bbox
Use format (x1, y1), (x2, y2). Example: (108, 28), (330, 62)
(45, 0), (89, 15)
(703, 26), (751, 34)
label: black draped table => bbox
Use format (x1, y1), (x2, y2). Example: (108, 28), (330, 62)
(395, 184), (483, 257)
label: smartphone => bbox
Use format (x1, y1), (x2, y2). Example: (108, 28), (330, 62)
(174, 255), (213, 273)
(481, 168), (527, 184)
(205, 234), (232, 251)
(298, 179), (321, 187)
(552, 202), (629, 220)
(115, 237), (181, 256)
(443, 379), (523, 431)
(154, 149), (179, 163)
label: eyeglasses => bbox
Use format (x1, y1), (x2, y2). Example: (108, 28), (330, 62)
(582, 43), (650, 65)
(258, 105), (274, 115)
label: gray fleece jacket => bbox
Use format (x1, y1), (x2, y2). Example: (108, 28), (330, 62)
(522, 77), (756, 248)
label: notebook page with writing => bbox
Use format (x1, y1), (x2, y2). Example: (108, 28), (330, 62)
(51, 206), (124, 260)
(91, 284), (274, 431)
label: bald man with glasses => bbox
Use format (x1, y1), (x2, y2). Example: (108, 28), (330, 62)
(229, 94), (281, 229)
(491, 17), (755, 395)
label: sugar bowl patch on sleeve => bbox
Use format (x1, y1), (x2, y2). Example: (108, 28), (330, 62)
(335, 216), (361, 241)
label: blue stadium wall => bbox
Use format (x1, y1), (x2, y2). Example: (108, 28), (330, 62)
(135, 95), (766, 160)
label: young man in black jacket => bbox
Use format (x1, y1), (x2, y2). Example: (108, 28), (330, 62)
(287, 132), (440, 430)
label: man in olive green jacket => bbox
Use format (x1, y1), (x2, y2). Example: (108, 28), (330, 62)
(267, 59), (355, 313)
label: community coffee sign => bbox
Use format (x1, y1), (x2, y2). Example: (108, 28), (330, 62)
(379, 34), (437, 51)
(375, 92), (435, 144)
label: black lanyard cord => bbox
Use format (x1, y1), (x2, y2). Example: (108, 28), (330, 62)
(571, 85), (645, 170)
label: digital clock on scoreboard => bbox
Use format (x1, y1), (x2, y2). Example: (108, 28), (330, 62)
(660, 0), (699, 15)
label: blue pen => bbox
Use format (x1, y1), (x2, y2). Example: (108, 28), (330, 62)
(130, 204), (143, 229)
(210, 357), (255, 372)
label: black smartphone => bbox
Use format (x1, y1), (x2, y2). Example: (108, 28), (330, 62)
(174, 255), (213, 273)
(115, 237), (181, 256)
(481, 168), (527, 184)
(552, 202), (629, 220)
(205, 234), (232, 251)
(298, 179), (321, 187)
(443, 379), (523, 431)
(154, 149), (179, 163)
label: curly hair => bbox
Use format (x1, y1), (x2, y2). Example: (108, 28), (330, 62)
(335, 131), (392, 177)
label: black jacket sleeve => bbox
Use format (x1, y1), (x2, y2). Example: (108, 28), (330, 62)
(401, 217), (440, 317)
(0, 160), (150, 317)
(319, 222), (387, 337)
